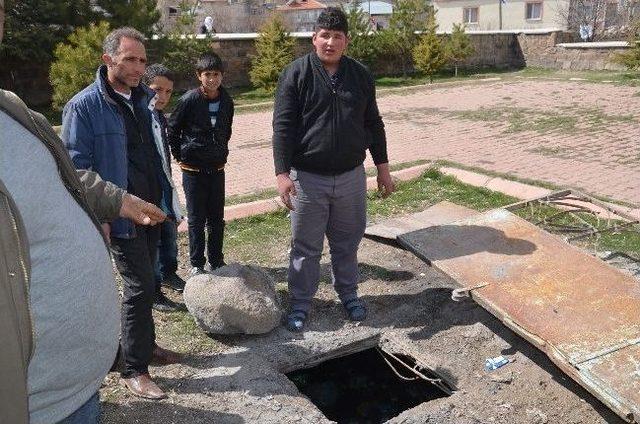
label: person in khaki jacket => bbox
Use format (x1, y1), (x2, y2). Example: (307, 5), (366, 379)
(0, 89), (166, 424)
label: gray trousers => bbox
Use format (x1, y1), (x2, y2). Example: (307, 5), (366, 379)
(288, 165), (367, 313)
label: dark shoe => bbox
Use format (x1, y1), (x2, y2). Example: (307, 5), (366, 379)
(343, 298), (367, 321)
(152, 345), (182, 365)
(283, 310), (308, 332)
(152, 291), (178, 312)
(204, 261), (227, 273)
(162, 273), (186, 292)
(189, 266), (205, 277)
(121, 373), (167, 400)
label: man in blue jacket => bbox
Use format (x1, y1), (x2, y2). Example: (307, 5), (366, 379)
(63, 27), (180, 400)
(272, 8), (395, 332)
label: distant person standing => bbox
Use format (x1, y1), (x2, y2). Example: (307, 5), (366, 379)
(142, 64), (186, 311)
(200, 16), (216, 34)
(168, 53), (234, 276)
(272, 8), (394, 332)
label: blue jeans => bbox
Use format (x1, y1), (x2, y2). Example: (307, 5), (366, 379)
(154, 219), (178, 287)
(57, 392), (99, 424)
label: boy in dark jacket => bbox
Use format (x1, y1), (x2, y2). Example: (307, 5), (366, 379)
(142, 64), (185, 311)
(168, 53), (234, 276)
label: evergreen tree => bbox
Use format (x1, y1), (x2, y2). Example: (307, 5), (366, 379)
(446, 23), (474, 77)
(96, 0), (160, 36)
(386, 0), (429, 75)
(157, 1), (213, 83)
(1, 0), (97, 63)
(412, 11), (446, 83)
(249, 15), (295, 94)
(343, 1), (378, 67)
(614, 20), (640, 71)
(50, 22), (111, 110)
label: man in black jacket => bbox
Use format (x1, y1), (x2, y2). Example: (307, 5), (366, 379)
(272, 8), (394, 332)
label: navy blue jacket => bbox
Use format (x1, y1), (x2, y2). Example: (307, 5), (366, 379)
(62, 65), (157, 238)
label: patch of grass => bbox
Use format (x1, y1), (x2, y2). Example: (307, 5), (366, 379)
(511, 204), (640, 256)
(455, 107), (505, 122)
(226, 188), (279, 206)
(225, 208), (291, 265)
(367, 168), (516, 220)
(365, 159), (431, 176)
(156, 309), (227, 353)
(580, 107), (636, 125)
(223, 168), (519, 264)
(452, 105), (632, 135)
(512, 67), (558, 78)
(502, 108), (578, 134)
(510, 67), (640, 87)
(527, 146), (568, 156)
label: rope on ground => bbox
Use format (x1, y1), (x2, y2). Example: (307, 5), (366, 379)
(375, 347), (453, 395)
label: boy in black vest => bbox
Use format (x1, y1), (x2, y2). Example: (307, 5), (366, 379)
(168, 53), (234, 276)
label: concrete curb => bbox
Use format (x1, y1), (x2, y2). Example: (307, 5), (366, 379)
(223, 164), (640, 222)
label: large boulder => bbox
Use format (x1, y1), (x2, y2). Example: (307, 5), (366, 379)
(183, 263), (282, 334)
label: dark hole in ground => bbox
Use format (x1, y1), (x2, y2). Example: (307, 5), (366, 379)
(286, 347), (450, 423)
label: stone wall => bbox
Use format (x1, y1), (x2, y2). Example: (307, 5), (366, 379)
(516, 32), (630, 70)
(1, 30), (632, 107)
(172, 31), (524, 91)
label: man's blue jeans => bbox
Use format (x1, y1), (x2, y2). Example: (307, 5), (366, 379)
(155, 219), (178, 286)
(57, 392), (99, 424)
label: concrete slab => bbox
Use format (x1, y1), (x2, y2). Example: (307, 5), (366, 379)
(398, 209), (640, 422)
(364, 201), (477, 243)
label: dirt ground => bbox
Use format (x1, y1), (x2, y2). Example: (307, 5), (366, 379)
(100, 236), (624, 424)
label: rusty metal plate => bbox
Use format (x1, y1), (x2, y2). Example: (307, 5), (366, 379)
(580, 343), (640, 422)
(364, 201), (477, 242)
(398, 209), (640, 422)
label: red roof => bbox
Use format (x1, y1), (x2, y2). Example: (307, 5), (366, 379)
(277, 0), (327, 11)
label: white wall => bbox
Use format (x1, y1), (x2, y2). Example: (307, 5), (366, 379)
(434, 0), (570, 32)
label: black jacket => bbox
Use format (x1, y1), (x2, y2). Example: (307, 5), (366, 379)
(272, 53), (388, 176)
(168, 86), (234, 171)
(106, 83), (162, 207)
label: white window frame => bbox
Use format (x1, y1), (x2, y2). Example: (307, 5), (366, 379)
(525, 1), (543, 20)
(462, 7), (479, 24)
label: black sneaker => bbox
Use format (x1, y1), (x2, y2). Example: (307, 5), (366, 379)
(162, 273), (186, 292)
(152, 291), (178, 312)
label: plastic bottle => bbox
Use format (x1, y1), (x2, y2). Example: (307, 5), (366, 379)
(484, 355), (509, 371)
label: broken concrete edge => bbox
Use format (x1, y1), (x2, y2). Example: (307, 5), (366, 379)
(223, 163), (640, 222)
(439, 166), (640, 222)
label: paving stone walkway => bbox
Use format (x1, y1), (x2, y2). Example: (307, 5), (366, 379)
(172, 78), (640, 206)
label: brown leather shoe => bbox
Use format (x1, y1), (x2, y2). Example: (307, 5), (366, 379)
(152, 345), (182, 365)
(121, 373), (167, 400)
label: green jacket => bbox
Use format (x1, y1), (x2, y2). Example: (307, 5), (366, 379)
(0, 89), (124, 423)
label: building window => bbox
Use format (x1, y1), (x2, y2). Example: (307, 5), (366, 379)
(525, 2), (542, 20)
(604, 2), (619, 28)
(463, 7), (479, 24)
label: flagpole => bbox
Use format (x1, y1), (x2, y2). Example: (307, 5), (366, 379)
(499, 0), (503, 30)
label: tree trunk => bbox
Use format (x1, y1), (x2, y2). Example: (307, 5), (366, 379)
(454, 65), (458, 77)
